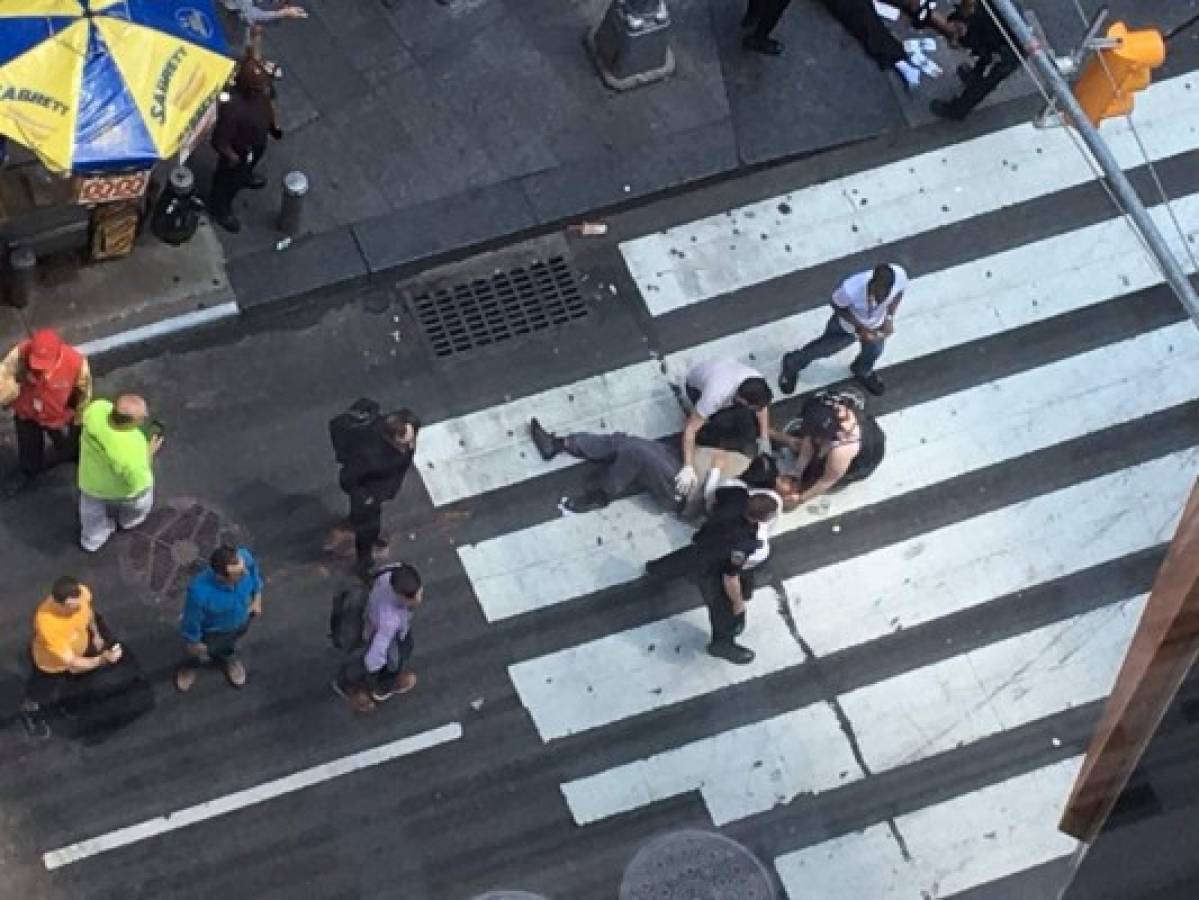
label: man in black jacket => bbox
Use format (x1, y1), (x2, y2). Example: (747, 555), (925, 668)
(328, 401), (420, 575)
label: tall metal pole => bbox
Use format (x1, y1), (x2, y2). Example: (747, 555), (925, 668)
(988, 0), (1199, 327)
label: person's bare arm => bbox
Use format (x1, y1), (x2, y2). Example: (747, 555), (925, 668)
(756, 406), (771, 445)
(681, 412), (704, 469)
(0, 345), (20, 408)
(63, 644), (121, 674)
(881, 294), (904, 336)
(796, 446), (853, 504)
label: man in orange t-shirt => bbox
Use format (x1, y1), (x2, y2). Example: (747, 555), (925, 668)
(20, 577), (122, 739)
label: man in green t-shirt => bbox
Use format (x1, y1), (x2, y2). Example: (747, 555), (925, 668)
(78, 395), (164, 552)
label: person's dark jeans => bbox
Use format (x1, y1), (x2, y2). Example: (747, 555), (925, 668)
(819, 0), (905, 67)
(744, 0), (792, 39)
(348, 490), (384, 569)
(782, 313), (885, 380)
(23, 614), (113, 711)
(946, 52), (1020, 117)
(179, 623), (249, 672)
(700, 569), (755, 643)
(367, 630), (414, 694)
(14, 415), (78, 478)
(208, 145), (265, 217)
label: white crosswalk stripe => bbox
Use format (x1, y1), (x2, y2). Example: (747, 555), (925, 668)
(424, 95), (1199, 899)
(773, 758), (1082, 899)
(621, 73), (1198, 316)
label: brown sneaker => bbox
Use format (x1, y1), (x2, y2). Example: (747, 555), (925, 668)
(175, 667), (198, 693)
(223, 657), (247, 688)
(397, 671), (417, 694)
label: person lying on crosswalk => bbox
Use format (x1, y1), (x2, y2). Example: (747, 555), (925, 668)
(676, 358), (773, 499)
(771, 389), (886, 504)
(529, 419), (798, 516)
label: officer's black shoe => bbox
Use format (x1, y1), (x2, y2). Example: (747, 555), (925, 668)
(530, 418), (564, 461)
(854, 371), (886, 396)
(733, 617), (746, 637)
(929, 99), (967, 122)
(708, 640), (756, 665)
(778, 369), (799, 395)
(742, 35), (783, 55)
(245, 173), (267, 190)
(566, 488), (610, 514)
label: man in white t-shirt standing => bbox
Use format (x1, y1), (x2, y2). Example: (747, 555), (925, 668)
(778, 263), (908, 397)
(675, 358), (773, 497)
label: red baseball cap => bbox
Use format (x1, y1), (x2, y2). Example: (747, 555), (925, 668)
(26, 329), (63, 371)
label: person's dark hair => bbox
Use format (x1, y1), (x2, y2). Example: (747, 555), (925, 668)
(389, 564), (422, 599)
(737, 377), (773, 410)
(385, 408), (422, 442)
(51, 576), (82, 604)
(870, 264), (896, 297)
(111, 410), (136, 427)
(741, 453), (780, 489)
(746, 493), (780, 523)
(210, 545), (241, 577)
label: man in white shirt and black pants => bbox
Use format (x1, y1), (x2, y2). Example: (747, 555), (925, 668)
(675, 358), (773, 499)
(778, 263), (908, 397)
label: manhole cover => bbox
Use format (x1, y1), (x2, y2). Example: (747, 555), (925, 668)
(409, 255), (588, 358)
(119, 498), (247, 605)
(620, 830), (776, 900)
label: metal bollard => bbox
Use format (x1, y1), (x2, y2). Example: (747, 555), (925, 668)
(6, 247), (37, 309)
(588, 0), (674, 91)
(277, 171), (308, 237)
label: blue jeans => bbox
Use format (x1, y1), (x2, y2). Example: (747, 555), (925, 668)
(782, 314), (885, 379)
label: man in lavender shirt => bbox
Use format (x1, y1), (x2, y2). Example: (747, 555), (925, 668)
(334, 564), (423, 710)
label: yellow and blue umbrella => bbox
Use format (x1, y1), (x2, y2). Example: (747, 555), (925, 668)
(0, 0), (235, 173)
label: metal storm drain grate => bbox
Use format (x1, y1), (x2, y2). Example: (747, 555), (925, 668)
(411, 255), (588, 358)
(119, 498), (246, 605)
(620, 830), (777, 900)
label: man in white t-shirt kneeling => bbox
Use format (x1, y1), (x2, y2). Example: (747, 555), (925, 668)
(778, 263), (908, 397)
(675, 358), (773, 498)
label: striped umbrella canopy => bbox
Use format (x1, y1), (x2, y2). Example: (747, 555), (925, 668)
(0, 0), (234, 173)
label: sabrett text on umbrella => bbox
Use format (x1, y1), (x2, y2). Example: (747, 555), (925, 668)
(0, 87), (68, 116)
(151, 47), (189, 125)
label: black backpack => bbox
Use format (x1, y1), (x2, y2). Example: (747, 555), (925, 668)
(328, 398), (382, 467)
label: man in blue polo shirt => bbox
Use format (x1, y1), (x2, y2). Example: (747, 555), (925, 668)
(176, 545), (264, 692)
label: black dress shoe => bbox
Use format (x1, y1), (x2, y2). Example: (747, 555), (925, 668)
(708, 641), (756, 665)
(855, 371), (886, 396)
(245, 173), (267, 190)
(929, 99), (967, 122)
(211, 211), (241, 233)
(742, 35), (783, 55)
(529, 418), (562, 461)
(778, 369), (798, 396)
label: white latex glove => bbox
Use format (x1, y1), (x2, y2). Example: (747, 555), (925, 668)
(756, 436), (772, 456)
(674, 465), (697, 497)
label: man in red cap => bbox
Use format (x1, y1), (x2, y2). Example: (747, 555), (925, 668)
(0, 329), (92, 496)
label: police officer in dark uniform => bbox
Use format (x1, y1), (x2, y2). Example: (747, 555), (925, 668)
(649, 483), (782, 665)
(694, 488), (780, 664)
